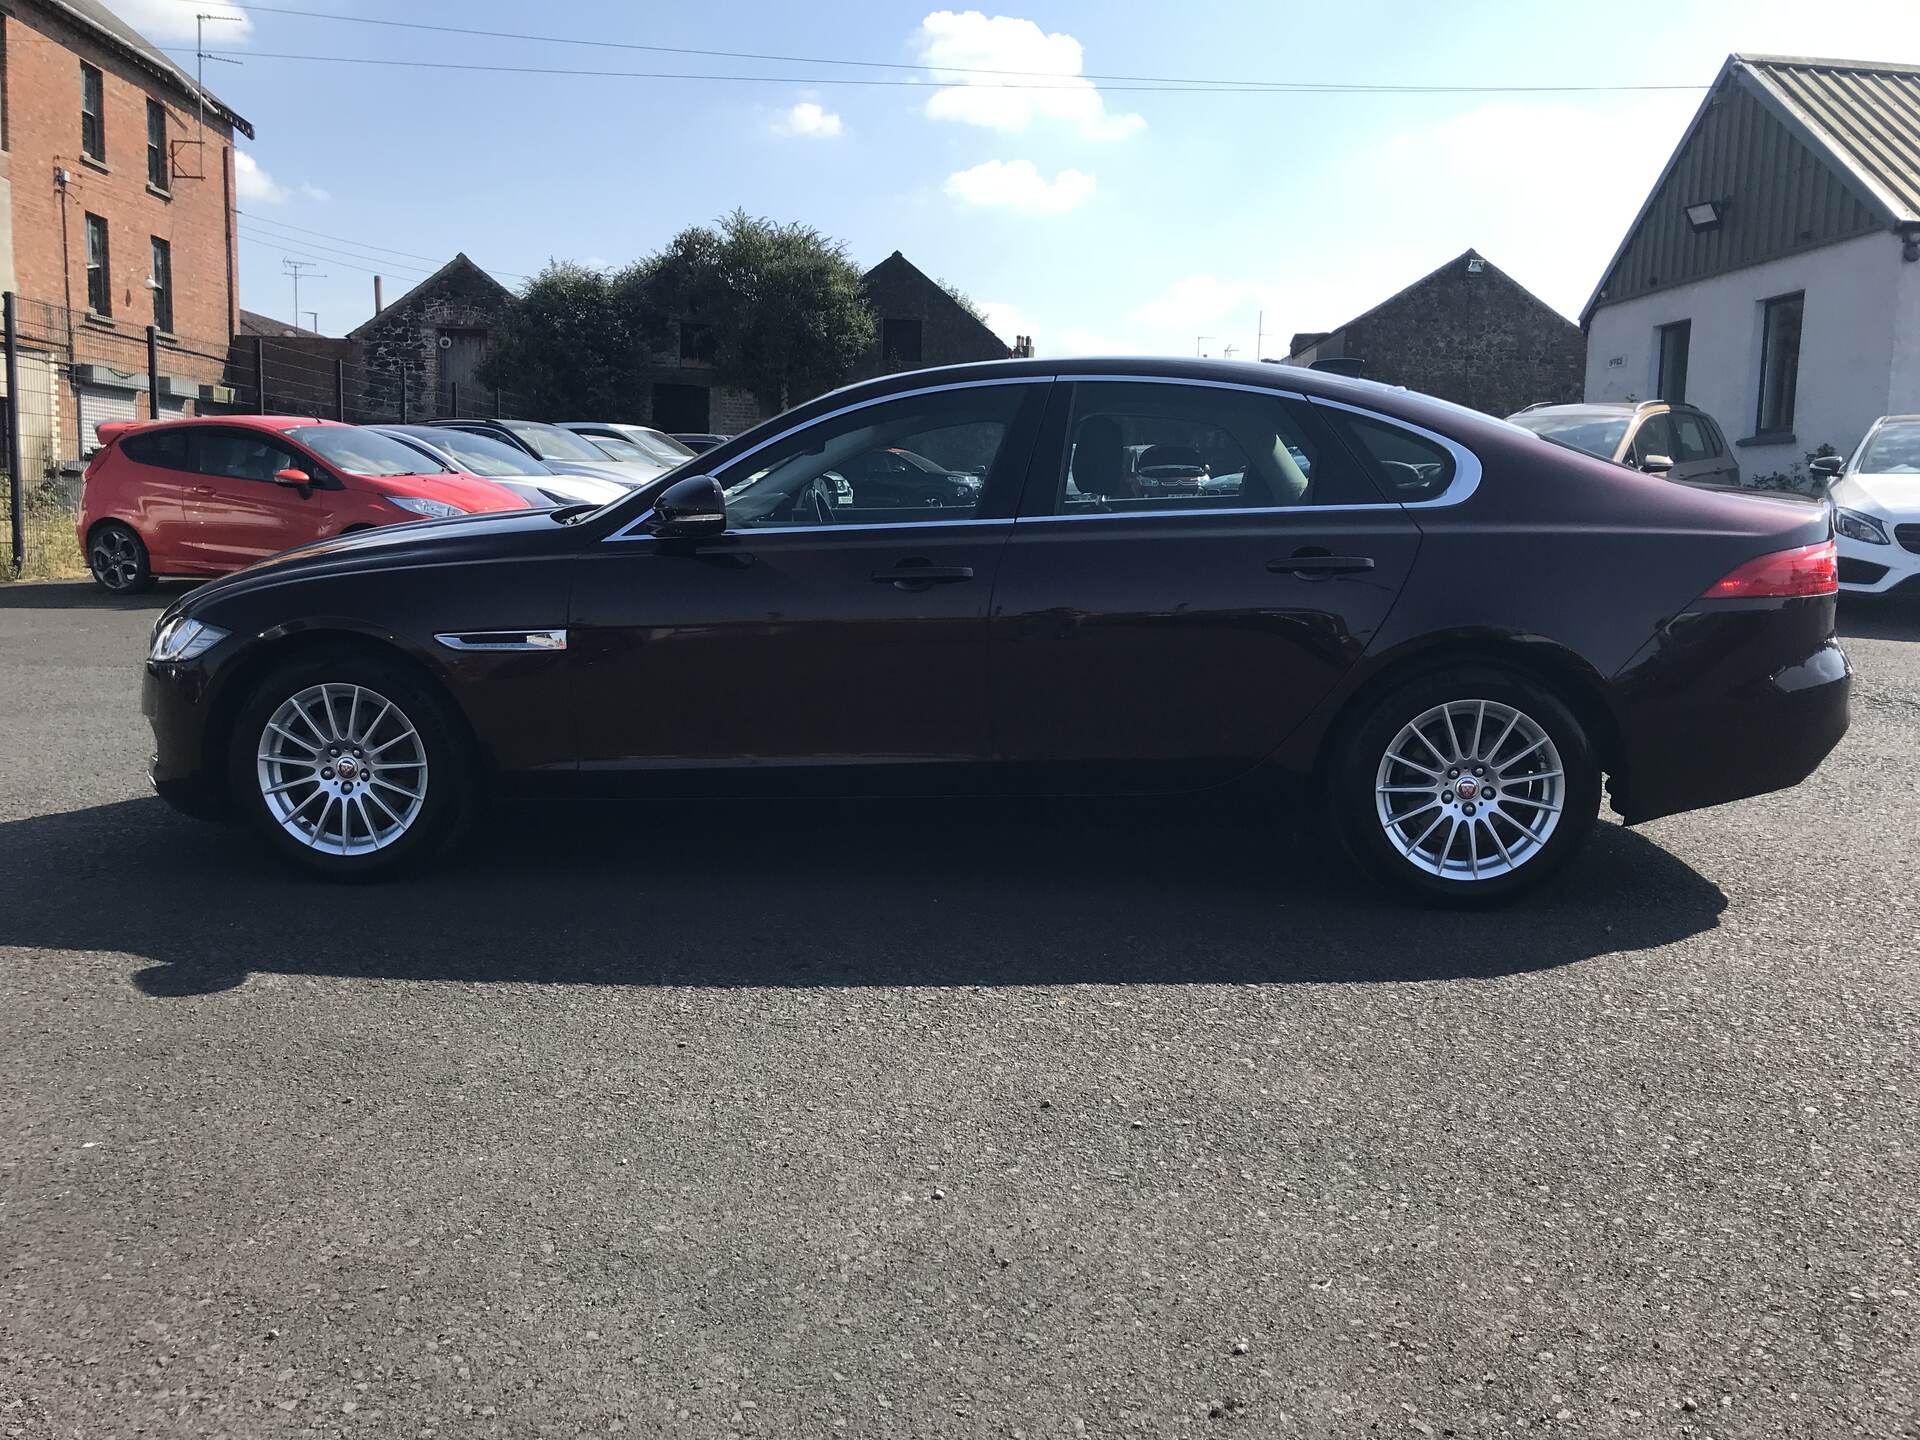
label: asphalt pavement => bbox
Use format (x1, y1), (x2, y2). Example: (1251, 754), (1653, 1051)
(2, 579), (1917, 1438)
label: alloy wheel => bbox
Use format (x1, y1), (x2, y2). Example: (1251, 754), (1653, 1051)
(90, 528), (143, 590)
(1374, 698), (1565, 882)
(256, 683), (429, 856)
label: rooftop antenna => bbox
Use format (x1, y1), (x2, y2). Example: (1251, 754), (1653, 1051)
(192, 12), (243, 178)
(1195, 335), (1214, 358)
(282, 258), (326, 330)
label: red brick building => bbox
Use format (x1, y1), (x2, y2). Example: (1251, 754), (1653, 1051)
(1, 0), (251, 470)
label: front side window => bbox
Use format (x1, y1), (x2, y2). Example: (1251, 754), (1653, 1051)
(1630, 413), (1679, 466)
(288, 426), (444, 477)
(197, 430), (302, 483)
(1054, 383), (1369, 513)
(149, 236), (172, 332)
(716, 384), (1036, 528)
(1756, 293), (1803, 435)
(84, 213), (110, 315)
(1656, 320), (1690, 403)
(80, 62), (103, 160)
(147, 99), (167, 189)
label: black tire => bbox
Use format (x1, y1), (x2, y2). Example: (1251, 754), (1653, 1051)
(227, 649), (472, 880)
(1332, 666), (1601, 906)
(87, 520), (155, 593)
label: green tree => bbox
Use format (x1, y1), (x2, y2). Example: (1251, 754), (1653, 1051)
(477, 261), (644, 419)
(938, 278), (987, 324)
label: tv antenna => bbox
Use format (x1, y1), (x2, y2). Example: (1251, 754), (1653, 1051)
(283, 258), (327, 328)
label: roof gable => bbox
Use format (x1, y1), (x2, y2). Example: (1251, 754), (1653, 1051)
(1286, 249), (1569, 358)
(347, 254), (515, 339)
(1582, 53), (1917, 323)
(861, 251), (1008, 353)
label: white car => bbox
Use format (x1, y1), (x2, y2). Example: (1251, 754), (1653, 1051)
(1825, 414), (1920, 595)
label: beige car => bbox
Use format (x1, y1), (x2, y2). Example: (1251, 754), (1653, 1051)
(1507, 401), (1742, 490)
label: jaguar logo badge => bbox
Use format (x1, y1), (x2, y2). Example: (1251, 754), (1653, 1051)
(1455, 776), (1479, 801)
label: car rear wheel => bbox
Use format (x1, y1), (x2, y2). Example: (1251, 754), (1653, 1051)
(88, 521), (154, 593)
(1335, 668), (1601, 905)
(228, 653), (470, 879)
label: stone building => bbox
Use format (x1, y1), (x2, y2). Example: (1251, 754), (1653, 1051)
(345, 254), (516, 421)
(1, 0), (250, 466)
(1283, 250), (1583, 417)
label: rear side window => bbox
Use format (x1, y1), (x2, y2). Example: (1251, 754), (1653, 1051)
(1331, 412), (1456, 500)
(120, 429), (191, 470)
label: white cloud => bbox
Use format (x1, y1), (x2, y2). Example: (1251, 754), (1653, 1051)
(945, 159), (1095, 212)
(916, 10), (1144, 140)
(233, 150), (284, 203)
(773, 102), (844, 139)
(103, 0), (251, 46)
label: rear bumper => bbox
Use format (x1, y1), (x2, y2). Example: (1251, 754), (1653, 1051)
(1608, 596), (1849, 825)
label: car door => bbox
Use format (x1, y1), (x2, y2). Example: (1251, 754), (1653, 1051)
(567, 379), (1051, 792)
(186, 427), (338, 569)
(988, 378), (1424, 792)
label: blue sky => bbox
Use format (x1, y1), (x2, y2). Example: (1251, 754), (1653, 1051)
(110, 0), (1920, 356)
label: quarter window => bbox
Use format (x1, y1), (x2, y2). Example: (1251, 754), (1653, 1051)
(1756, 293), (1803, 435)
(149, 236), (173, 333)
(716, 384), (1038, 528)
(1330, 411), (1456, 501)
(121, 428), (191, 469)
(84, 213), (111, 315)
(80, 61), (103, 160)
(147, 99), (168, 189)
(1053, 382), (1371, 514)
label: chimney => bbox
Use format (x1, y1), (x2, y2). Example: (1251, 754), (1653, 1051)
(373, 275), (384, 314)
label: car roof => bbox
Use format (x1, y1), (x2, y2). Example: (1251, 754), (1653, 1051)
(1513, 400), (1707, 417)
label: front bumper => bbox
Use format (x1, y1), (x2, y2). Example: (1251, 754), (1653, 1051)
(1836, 528), (1920, 593)
(1609, 596), (1850, 825)
(143, 658), (228, 819)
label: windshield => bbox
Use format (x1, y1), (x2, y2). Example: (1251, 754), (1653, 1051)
(636, 428), (698, 460)
(503, 421), (615, 463)
(586, 434), (658, 465)
(398, 427), (551, 478)
(1508, 411), (1632, 459)
(1858, 421), (1920, 474)
(289, 426), (448, 476)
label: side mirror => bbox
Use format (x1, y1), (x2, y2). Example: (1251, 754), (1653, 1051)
(647, 474), (727, 539)
(1639, 453), (1675, 475)
(274, 468), (313, 493)
(1809, 454), (1845, 483)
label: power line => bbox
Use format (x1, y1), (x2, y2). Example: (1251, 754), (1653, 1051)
(238, 212), (532, 281)
(238, 228), (429, 279)
(156, 0), (1707, 94)
(174, 48), (1708, 96)
(238, 223), (437, 277)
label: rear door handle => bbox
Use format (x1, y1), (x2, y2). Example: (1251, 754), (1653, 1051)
(871, 564), (974, 590)
(1269, 553), (1375, 578)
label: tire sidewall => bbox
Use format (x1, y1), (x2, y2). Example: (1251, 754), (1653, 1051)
(89, 522), (154, 593)
(1335, 666), (1601, 905)
(227, 652), (468, 879)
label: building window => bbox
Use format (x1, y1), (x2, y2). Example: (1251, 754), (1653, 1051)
(679, 321), (716, 366)
(147, 99), (168, 190)
(1756, 293), (1803, 435)
(1655, 319), (1690, 404)
(85, 213), (111, 315)
(882, 317), (923, 364)
(150, 237), (173, 332)
(80, 61), (104, 161)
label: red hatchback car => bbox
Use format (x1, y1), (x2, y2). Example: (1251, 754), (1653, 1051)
(79, 416), (529, 591)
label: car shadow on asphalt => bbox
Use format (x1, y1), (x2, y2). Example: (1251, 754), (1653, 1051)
(0, 580), (196, 611)
(0, 796), (1725, 996)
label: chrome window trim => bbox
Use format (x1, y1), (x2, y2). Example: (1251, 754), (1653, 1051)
(602, 376), (1053, 542)
(434, 629), (568, 652)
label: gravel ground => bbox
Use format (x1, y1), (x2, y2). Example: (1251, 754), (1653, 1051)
(2, 580), (1916, 1439)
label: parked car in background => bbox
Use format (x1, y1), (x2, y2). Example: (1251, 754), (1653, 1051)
(560, 423), (699, 468)
(1819, 414), (1920, 595)
(372, 425), (630, 510)
(1507, 401), (1741, 490)
(142, 357), (1845, 905)
(79, 417), (527, 592)
(671, 433), (731, 454)
(427, 419), (658, 484)
(828, 445), (983, 509)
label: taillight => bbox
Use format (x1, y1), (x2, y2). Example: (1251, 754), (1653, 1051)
(1705, 539), (1838, 599)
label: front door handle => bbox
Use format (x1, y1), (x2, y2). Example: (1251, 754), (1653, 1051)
(1269, 552), (1374, 579)
(189, 485), (217, 498)
(871, 563), (974, 591)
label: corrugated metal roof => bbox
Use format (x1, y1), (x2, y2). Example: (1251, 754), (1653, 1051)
(1740, 55), (1920, 223)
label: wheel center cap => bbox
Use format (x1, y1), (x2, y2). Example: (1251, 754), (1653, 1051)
(335, 758), (359, 782)
(1456, 776), (1479, 801)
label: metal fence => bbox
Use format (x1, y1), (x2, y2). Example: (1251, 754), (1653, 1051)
(3, 290), (534, 580)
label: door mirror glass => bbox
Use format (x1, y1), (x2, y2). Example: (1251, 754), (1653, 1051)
(1639, 453), (1674, 474)
(273, 467), (313, 488)
(647, 474), (727, 538)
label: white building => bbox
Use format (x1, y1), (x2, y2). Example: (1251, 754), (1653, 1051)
(1582, 55), (1920, 484)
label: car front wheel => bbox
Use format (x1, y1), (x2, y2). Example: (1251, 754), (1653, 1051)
(1336, 668), (1601, 905)
(228, 653), (469, 878)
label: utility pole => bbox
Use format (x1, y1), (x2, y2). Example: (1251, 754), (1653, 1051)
(1256, 309), (1266, 362)
(1195, 335), (1214, 358)
(283, 258), (325, 330)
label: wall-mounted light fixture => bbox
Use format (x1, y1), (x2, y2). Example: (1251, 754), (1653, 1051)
(1684, 200), (1726, 233)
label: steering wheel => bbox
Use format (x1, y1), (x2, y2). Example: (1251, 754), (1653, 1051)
(804, 475), (838, 524)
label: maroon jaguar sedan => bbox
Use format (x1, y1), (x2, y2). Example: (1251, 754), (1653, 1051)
(141, 357), (1847, 902)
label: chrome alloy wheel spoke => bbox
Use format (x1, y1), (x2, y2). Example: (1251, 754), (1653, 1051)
(1373, 699), (1566, 883)
(256, 683), (429, 855)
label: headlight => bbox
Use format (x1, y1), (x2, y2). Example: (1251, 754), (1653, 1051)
(148, 616), (229, 663)
(1834, 507), (1890, 545)
(388, 495), (466, 520)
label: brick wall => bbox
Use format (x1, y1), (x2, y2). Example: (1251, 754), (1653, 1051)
(2, 3), (240, 456)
